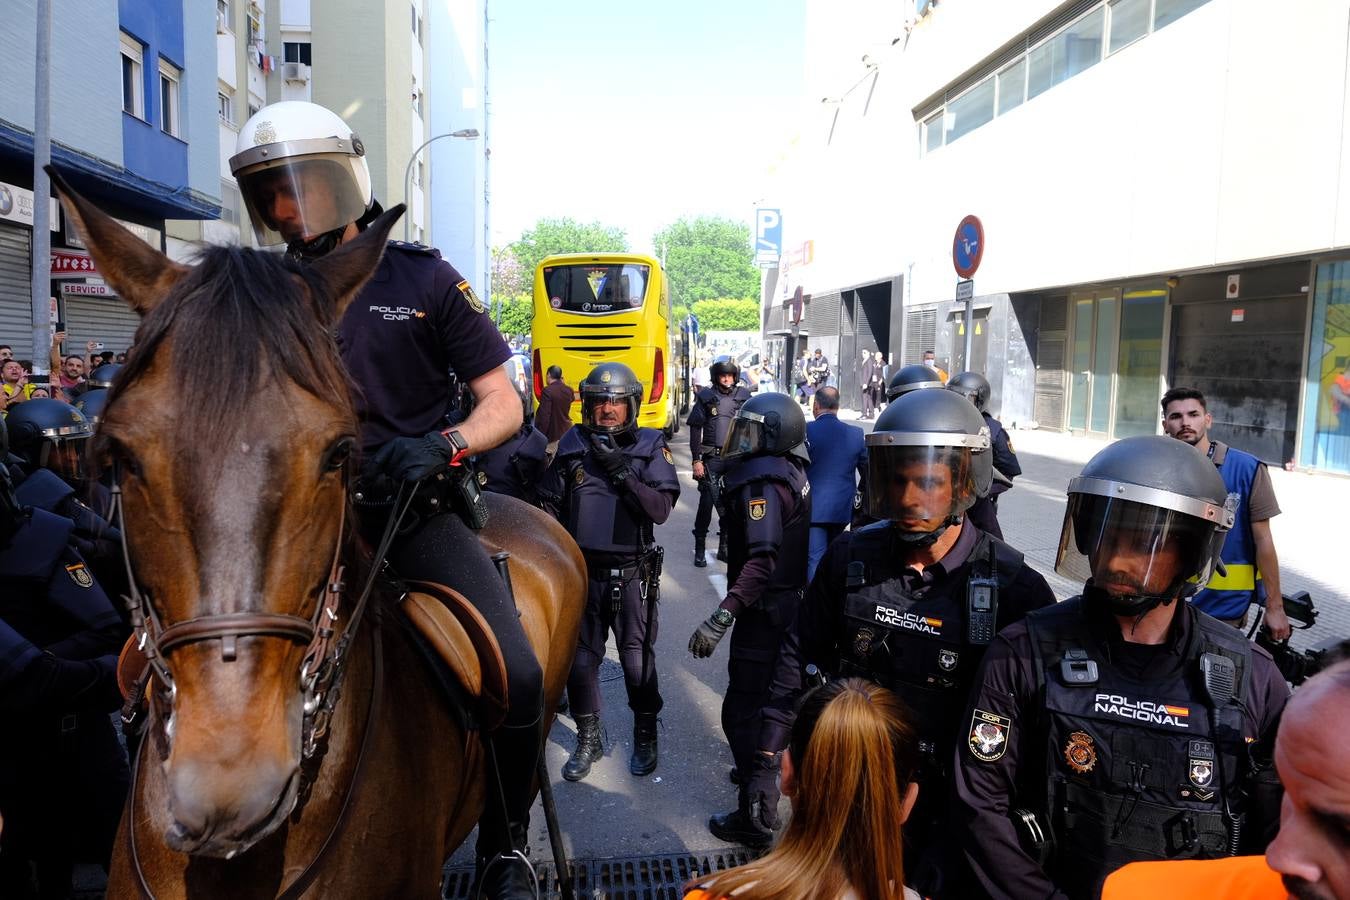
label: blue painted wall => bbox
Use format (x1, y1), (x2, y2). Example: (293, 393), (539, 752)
(119, 0), (188, 191)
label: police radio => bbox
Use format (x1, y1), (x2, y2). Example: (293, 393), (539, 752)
(966, 576), (998, 645)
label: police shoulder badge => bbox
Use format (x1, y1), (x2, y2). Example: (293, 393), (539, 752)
(748, 497), (767, 520)
(476, 470), (488, 486)
(1064, 731), (1097, 774)
(66, 562), (93, 589)
(968, 709), (1011, 762)
(662, 447), (674, 464)
(574, 466), (586, 486)
(938, 648), (960, 671)
(456, 279), (486, 314)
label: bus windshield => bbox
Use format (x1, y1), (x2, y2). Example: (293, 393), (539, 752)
(541, 263), (650, 314)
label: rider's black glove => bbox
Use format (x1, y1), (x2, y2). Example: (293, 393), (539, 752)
(370, 432), (454, 483)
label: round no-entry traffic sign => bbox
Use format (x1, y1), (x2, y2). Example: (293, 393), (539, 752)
(952, 215), (984, 279)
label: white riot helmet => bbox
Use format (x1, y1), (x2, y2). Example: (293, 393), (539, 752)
(229, 101), (374, 257)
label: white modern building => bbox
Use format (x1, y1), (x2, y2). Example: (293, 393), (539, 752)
(762, 0), (1350, 473)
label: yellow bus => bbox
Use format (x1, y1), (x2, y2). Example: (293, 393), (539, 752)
(531, 253), (681, 436)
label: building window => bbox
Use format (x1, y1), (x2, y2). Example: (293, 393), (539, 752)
(1027, 7), (1104, 102)
(248, 101), (261, 119)
(1108, 0), (1150, 53)
(1154, 0), (1209, 30)
(120, 33), (145, 119)
(996, 58), (1026, 115)
(412, 3), (421, 42)
(218, 90), (234, 124)
(159, 60), (182, 138)
(945, 76), (995, 145)
(219, 180), (241, 226)
(217, 0), (232, 32)
(283, 41), (311, 65)
(921, 110), (943, 154)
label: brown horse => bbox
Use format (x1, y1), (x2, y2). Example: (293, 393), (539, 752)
(50, 171), (585, 898)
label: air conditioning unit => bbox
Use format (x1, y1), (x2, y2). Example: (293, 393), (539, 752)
(216, 10), (229, 33)
(281, 62), (310, 84)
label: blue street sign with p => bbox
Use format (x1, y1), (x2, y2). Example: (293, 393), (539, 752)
(755, 208), (782, 267)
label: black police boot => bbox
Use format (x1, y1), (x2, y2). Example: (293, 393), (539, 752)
(629, 712), (659, 776)
(474, 718), (543, 899)
(715, 531), (728, 563)
(708, 789), (777, 849)
(693, 530), (707, 568)
(562, 713), (603, 782)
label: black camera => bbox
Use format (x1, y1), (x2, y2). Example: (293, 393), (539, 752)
(1252, 591), (1344, 686)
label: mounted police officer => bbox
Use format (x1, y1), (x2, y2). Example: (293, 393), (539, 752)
(954, 435), (1288, 900)
(759, 387), (1054, 891)
(886, 362), (945, 401)
(232, 100), (538, 899)
(688, 391), (811, 848)
(688, 355), (754, 567)
(0, 410), (129, 899)
(948, 371), (1022, 540)
(539, 363), (679, 781)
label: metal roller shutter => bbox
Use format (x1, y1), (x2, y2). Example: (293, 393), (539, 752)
(805, 291), (840, 339)
(0, 224), (32, 351)
(65, 292), (140, 358)
(904, 305), (937, 365)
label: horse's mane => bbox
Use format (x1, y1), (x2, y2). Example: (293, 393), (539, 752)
(103, 245), (356, 445)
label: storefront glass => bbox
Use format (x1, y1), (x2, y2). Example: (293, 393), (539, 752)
(1301, 261), (1350, 474)
(1113, 289), (1166, 437)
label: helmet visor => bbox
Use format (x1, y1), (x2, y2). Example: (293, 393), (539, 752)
(236, 156), (369, 247)
(721, 415), (766, 461)
(580, 390), (638, 435)
(1055, 494), (1226, 600)
(864, 445), (981, 529)
(41, 437), (89, 484)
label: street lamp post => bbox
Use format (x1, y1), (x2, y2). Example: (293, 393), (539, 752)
(402, 128), (479, 243)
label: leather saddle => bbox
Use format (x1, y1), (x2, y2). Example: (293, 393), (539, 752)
(116, 580), (510, 734)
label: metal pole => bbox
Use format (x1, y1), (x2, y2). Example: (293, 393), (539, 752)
(963, 294), (974, 373)
(403, 130), (479, 243)
(30, 0), (53, 377)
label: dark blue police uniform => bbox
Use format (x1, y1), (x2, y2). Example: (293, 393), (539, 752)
(0, 506), (129, 897)
(473, 422), (549, 504)
(540, 426), (679, 715)
(687, 383), (754, 546)
(966, 411), (1021, 539)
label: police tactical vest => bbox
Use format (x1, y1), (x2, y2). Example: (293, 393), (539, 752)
(696, 385), (751, 453)
(557, 428), (668, 557)
(840, 525), (1025, 761)
(1026, 598), (1253, 899)
(723, 454), (810, 598)
(476, 423), (548, 501)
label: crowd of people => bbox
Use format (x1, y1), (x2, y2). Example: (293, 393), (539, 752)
(0, 339), (127, 412)
(1, 95), (1345, 900)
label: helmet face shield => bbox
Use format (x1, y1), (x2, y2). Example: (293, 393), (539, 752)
(865, 445), (982, 529)
(580, 388), (639, 436)
(1055, 493), (1230, 602)
(236, 157), (370, 247)
(40, 436), (89, 485)
(721, 414), (766, 461)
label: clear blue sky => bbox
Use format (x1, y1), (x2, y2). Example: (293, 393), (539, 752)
(488, 0), (805, 254)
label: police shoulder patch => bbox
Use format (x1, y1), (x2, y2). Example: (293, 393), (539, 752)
(456, 279), (486, 314)
(66, 562), (93, 589)
(662, 447), (674, 465)
(574, 465), (586, 486)
(476, 470), (488, 486)
(968, 708), (1011, 762)
(748, 497), (767, 520)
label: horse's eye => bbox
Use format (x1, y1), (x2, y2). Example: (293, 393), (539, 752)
(323, 439), (354, 473)
(109, 441), (144, 480)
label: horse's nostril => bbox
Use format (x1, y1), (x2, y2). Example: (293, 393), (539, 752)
(165, 820), (197, 851)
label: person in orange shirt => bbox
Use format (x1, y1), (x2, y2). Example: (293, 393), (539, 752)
(1103, 653), (1350, 900)
(684, 678), (923, 900)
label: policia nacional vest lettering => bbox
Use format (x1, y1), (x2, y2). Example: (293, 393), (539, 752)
(839, 523), (1027, 765)
(1024, 597), (1254, 899)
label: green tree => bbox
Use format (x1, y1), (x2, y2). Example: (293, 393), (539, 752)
(495, 294), (534, 336)
(652, 216), (760, 304)
(690, 298), (761, 331)
(512, 218), (629, 281)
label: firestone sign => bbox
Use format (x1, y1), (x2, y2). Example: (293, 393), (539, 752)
(50, 248), (98, 278)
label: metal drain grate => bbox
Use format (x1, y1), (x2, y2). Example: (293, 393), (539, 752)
(443, 848), (760, 899)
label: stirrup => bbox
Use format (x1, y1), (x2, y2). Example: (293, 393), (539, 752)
(474, 848), (539, 900)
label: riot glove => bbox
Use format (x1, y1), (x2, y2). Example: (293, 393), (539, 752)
(369, 432), (455, 483)
(689, 607), (734, 658)
(590, 434), (633, 485)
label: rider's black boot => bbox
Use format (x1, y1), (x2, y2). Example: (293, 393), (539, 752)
(474, 717), (542, 899)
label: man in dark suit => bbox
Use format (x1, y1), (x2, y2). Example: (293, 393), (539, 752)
(536, 365), (576, 455)
(804, 387), (866, 580)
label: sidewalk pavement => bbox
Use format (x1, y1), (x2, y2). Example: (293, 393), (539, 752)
(831, 406), (1348, 654)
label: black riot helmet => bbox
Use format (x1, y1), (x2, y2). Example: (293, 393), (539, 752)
(722, 391), (809, 463)
(86, 363), (122, 390)
(886, 364), (945, 401)
(865, 388), (991, 545)
(73, 388), (110, 427)
(5, 398), (94, 487)
(579, 362), (643, 437)
(1056, 435), (1236, 618)
(710, 355), (740, 389)
(947, 371), (991, 413)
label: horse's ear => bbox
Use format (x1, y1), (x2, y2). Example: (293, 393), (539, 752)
(308, 204), (405, 323)
(45, 166), (188, 315)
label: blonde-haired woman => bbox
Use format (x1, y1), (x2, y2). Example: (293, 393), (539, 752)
(686, 678), (922, 900)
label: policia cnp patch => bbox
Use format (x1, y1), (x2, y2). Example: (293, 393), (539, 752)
(662, 447), (674, 465)
(748, 498), (767, 521)
(66, 562), (94, 588)
(968, 708), (1012, 761)
(456, 279), (486, 314)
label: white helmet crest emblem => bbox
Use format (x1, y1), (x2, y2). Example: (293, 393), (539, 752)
(253, 121), (277, 145)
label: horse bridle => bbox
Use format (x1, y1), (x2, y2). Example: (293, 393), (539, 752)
(111, 458), (417, 759)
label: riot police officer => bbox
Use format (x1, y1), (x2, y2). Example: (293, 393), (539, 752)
(688, 391), (811, 848)
(886, 362), (945, 401)
(688, 355), (754, 567)
(232, 100), (537, 898)
(954, 435), (1289, 900)
(948, 371), (1022, 539)
(759, 387), (1054, 890)
(0, 411), (129, 899)
(540, 364), (679, 780)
